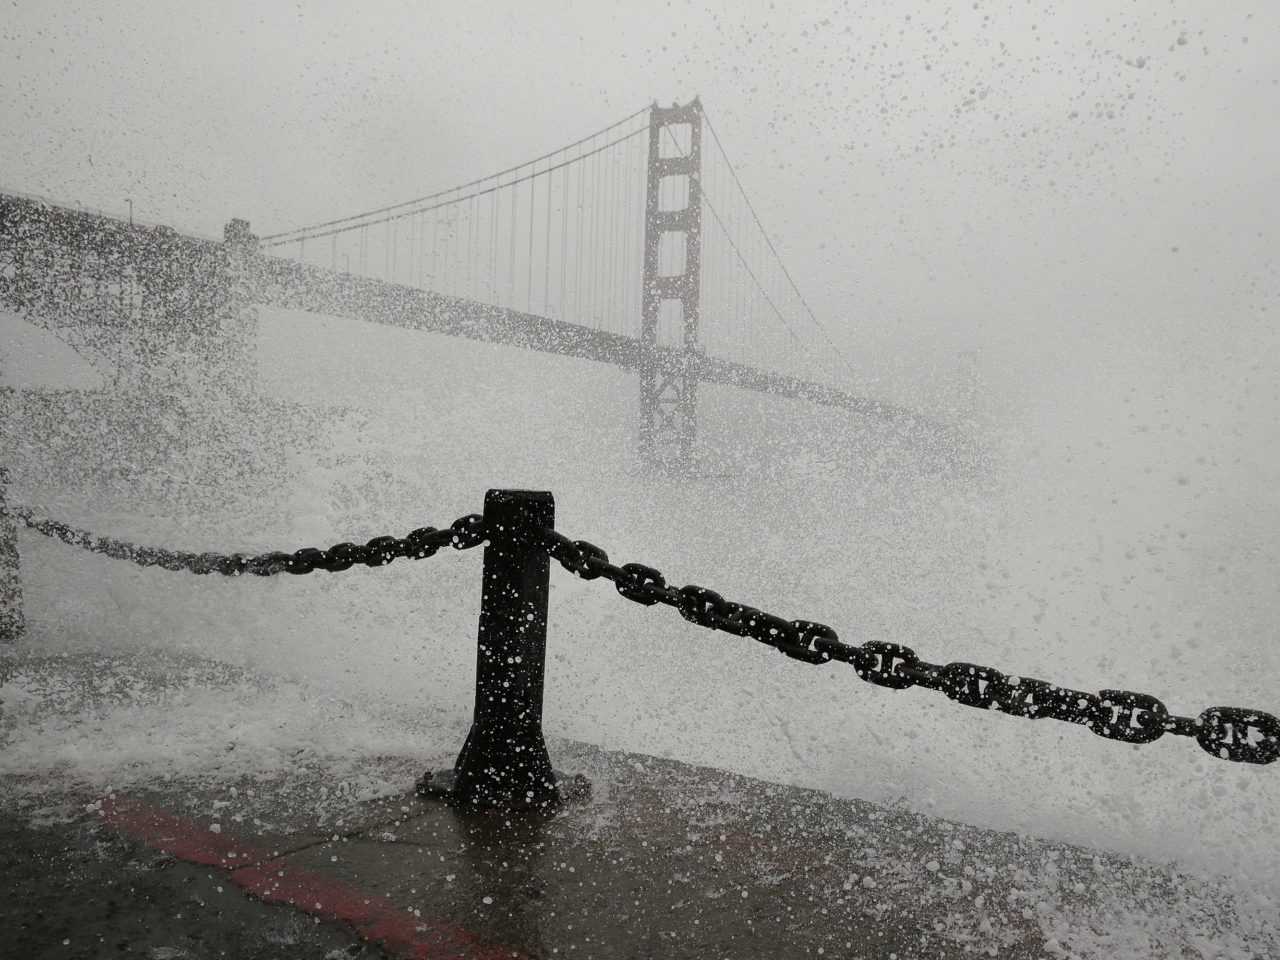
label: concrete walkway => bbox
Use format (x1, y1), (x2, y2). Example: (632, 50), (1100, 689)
(6, 742), (1272, 959)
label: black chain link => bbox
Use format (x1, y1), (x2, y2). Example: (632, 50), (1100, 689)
(5, 505), (485, 576)
(544, 530), (1280, 766)
(10, 499), (1276, 766)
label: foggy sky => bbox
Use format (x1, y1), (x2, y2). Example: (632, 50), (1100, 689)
(3, 1), (1277, 386)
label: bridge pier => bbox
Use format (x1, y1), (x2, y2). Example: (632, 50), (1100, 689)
(639, 99), (703, 472)
(0, 466), (22, 643)
(219, 218), (261, 394)
(0, 194), (263, 401)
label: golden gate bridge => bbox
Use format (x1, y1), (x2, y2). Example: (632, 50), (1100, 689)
(1, 98), (937, 471)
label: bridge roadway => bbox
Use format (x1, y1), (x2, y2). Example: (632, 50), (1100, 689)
(260, 254), (925, 426)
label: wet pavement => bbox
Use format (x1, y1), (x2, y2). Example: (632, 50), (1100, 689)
(0, 808), (391, 959)
(4, 742), (1273, 959)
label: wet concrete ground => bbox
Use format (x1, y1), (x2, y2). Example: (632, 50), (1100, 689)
(0, 809), (391, 959)
(2, 653), (1271, 959)
(5, 742), (1272, 959)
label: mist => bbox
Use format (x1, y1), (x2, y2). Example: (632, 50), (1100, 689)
(2, 2), (1278, 958)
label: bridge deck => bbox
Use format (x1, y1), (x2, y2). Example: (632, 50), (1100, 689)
(260, 253), (927, 425)
(1, 191), (931, 429)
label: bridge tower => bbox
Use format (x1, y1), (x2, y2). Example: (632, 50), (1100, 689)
(639, 99), (702, 471)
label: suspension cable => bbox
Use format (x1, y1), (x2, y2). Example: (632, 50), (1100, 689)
(701, 109), (859, 382)
(262, 106), (651, 243)
(266, 126), (647, 250)
(658, 125), (825, 370)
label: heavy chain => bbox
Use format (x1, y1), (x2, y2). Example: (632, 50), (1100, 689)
(544, 530), (1280, 766)
(6, 506), (485, 576)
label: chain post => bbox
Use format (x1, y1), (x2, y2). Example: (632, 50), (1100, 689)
(0, 467), (23, 643)
(421, 489), (588, 808)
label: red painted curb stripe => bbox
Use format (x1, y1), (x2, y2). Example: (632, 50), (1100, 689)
(92, 796), (266, 869)
(88, 795), (525, 960)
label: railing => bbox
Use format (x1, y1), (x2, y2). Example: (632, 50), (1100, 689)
(2, 476), (1277, 813)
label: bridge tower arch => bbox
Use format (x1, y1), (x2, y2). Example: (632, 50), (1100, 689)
(639, 99), (702, 471)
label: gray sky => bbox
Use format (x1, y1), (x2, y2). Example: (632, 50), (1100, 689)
(3, 0), (1277, 386)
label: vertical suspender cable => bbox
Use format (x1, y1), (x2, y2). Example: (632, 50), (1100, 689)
(588, 138), (600, 326)
(542, 163), (553, 315)
(737, 176), (747, 363)
(608, 143), (618, 329)
(600, 145), (611, 331)
(704, 148), (714, 357)
(631, 132), (640, 335)
(704, 157), (711, 357)
(626, 134), (636, 329)
(448, 201), (456, 297)
(494, 179), (504, 305)
(489, 176), (498, 305)
(607, 142), (620, 330)
(558, 163), (569, 319)
(451, 195), (460, 296)
(467, 194), (476, 300)
(459, 196), (467, 299)
(430, 209), (438, 290)
(456, 198), (464, 298)
(526, 161), (536, 312)
(594, 141), (605, 326)
(717, 173), (726, 358)
(441, 199), (451, 294)
(737, 188), (747, 363)
(574, 147), (585, 324)
(747, 212), (757, 366)
(720, 158), (729, 360)
(622, 133), (633, 335)
(605, 144), (612, 328)
(508, 176), (518, 309)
